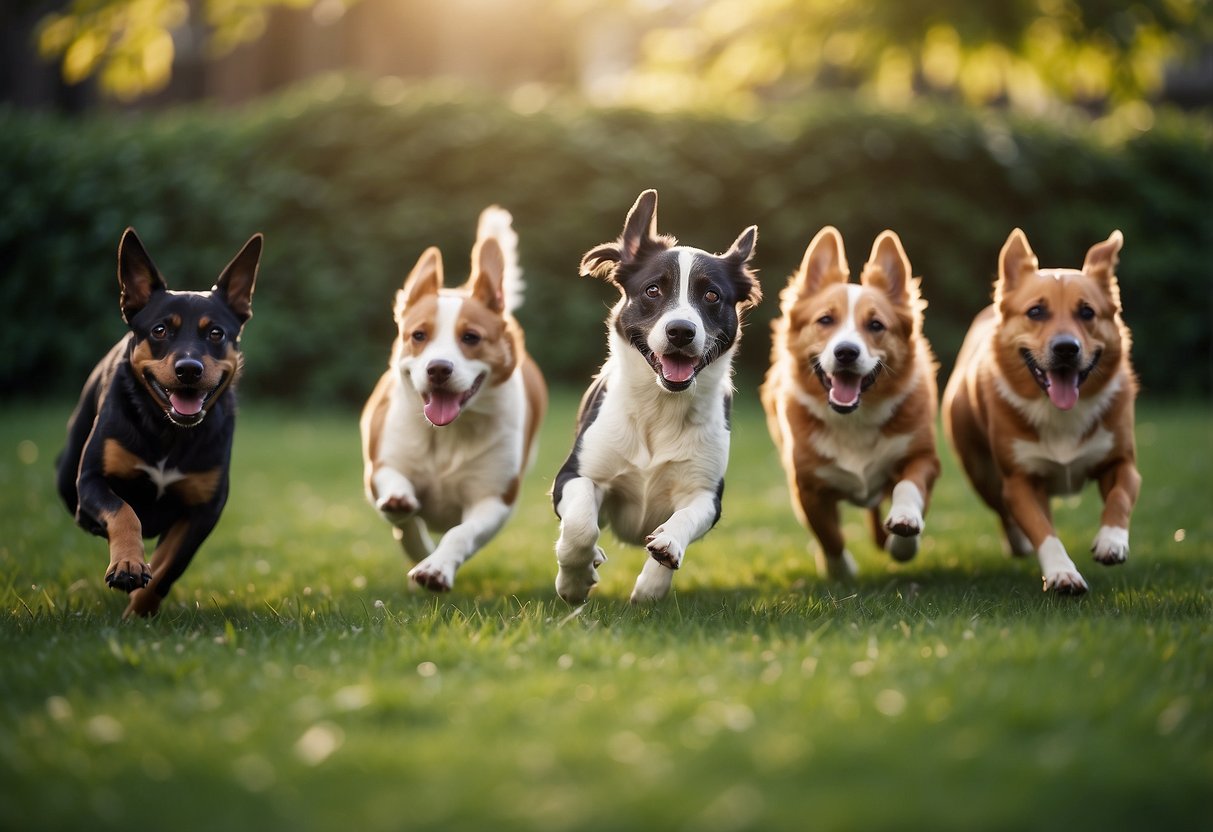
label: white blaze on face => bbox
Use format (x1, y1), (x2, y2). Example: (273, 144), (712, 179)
(648, 248), (708, 384)
(819, 285), (878, 408)
(405, 294), (489, 426)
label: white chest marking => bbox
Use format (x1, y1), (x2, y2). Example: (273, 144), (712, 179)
(135, 457), (188, 499)
(811, 427), (913, 506)
(1011, 426), (1116, 495)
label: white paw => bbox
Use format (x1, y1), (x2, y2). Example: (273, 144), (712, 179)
(1037, 535), (1088, 595)
(377, 491), (418, 519)
(1043, 568), (1089, 595)
(408, 556), (456, 592)
(884, 507), (923, 539)
(885, 533), (919, 563)
(555, 550), (604, 605)
(1091, 526), (1129, 565)
(630, 558), (674, 603)
(644, 527), (683, 570)
(815, 548), (859, 580)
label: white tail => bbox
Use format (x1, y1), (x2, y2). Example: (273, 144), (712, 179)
(476, 206), (524, 314)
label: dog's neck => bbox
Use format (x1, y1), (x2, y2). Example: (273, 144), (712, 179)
(605, 328), (734, 421)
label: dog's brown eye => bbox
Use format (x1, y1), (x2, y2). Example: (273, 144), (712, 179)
(1027, 305), (1047, 321)
(704, 290), (720, 304)
(461, 331), (482, 346)
(817, 315), (834, 326)
(411, 330), (427, 343)
(151, 324), (168, 340)
(1078, 305), (1095, 321)
(867, 319), (885, 333)
(645, 284), (660, 299)
(208, 327), (225, 343)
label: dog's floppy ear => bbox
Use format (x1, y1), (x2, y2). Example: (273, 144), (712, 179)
(789, 226), (848, 302)
(723, 225), (762, 309)
(468, 236), (506, 314)
(580, 189), (672, 281)
(396, 247), (443, 319)
(117, 228), (168, 323)
(995, 228), (1038, 304)
(862, 231), (912, 305)
(212, 234), (262, 327)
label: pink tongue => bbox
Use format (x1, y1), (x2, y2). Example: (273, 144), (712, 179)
(423, 390), (464, 426)
(169, 392), (204, 416)
(828, 373), (862, 407)
(1046, 370), (1080, 410)
(660, 355), (696, 384)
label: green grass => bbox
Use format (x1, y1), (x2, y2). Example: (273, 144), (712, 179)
(1, 390), (1210, 831)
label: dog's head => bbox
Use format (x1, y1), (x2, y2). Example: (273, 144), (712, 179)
(580, 189), (761, 393)
(118, 228), (261, 428)
(780, 226), (924, 415)
(993, 228), (1126, 411)
(391, 237), (516, 426)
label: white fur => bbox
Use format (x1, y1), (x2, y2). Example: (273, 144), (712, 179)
(1092, 525), (1129, 565)
(555, 319), (734, 604)
(818, 285), (879, 378)
(884, 480), (924, 561)
(134, 457), (187, 500)
(1038, 535), (1088, 593)
(477, 206), (524, 314)
(648, 248), (708, 359)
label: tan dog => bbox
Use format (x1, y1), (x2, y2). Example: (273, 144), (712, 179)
(361, 207), (547, 591)
(942, 228), (1140, 594)
(762, 227), (939, 579)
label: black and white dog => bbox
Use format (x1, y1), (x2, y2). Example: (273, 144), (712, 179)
(553, 190), (761, 603)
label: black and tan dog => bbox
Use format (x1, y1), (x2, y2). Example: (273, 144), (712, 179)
(56, 228), (262, 617)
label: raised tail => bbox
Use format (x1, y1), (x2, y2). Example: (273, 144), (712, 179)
(476, 206), (524, 314)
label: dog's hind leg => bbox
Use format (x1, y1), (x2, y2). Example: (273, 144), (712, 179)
(409, 496), (512, 592)
(393, 519), (434, 564)
(555, 477), (605, 604)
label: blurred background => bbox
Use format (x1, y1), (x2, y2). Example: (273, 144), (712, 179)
(2, 0), (1211, 403)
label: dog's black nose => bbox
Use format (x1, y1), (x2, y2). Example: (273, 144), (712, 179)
(666, 320), (696, 348)
(175, 358), (204, 384)
(834, 343), (860, 365)
(1050, 336), (1081, 362)
(427, 360), (453, 385)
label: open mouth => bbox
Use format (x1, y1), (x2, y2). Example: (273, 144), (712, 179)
(1021, 349), (1101, 411)
(421, 372), (486, 426)
(630, 334), (708, 392)
(815, 363), (881, 414)
(145, 372), (224, 427)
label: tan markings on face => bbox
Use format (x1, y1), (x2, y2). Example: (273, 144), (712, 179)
(171, 467), (223, 506)
(198, 344), (242, 395)
(102, 438), (147, 479)
(395, 295), (440, 359)
(130, 338), (172, 403)
(787, 282), (850, 385)
(457, 297), (515, 383)
(199, 316), (212, 332)
(852, 290), (914, 400)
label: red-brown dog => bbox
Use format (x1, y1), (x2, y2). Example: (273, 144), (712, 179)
(943, 228), (1140, 594)
(762, 227), (939, 579)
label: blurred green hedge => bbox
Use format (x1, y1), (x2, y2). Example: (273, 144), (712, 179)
(3, 79), (1209, 404)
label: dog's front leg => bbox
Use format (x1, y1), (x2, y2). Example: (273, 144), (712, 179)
(883, 453), (940, 562)
(1003, 474), (1087, 594)
(631, 490), (720, 603)
(75, 466), (149, 593)
(795, 478), (857, 581)
(409, 496), (511, 592)
(124, 510), (220, 618)
(1091, 457), (1141, 565)
(555, 477), (606, 604)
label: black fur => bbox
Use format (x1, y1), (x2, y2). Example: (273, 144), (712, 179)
(552, 374), (609, 516)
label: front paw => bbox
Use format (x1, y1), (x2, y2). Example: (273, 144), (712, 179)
(884, 507), (923, 539)
(1043, 569), (1089, 595)
(377, 492), (418, 519)
(1091, 526), (1129, 565)
(105, 558), (150, 593)
(124, 586), (162, 618)
(556, 561), (601, 605)
(814, 548), (858, 581)
(408, 557), (456, 592)
(645, 528), (683, 570)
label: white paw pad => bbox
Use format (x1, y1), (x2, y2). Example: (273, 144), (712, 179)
(378, 492), (418, 517)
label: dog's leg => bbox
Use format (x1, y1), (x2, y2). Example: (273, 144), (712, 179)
(631, 491), (720, 603)
(883, 454), (940, 563)
(1003, 474), (1087, 594)
(408, 496), (512, 592)
(371, 465), (421, 519)
(1091, 459), (1141, 566)
(796, 481), (857, 580)
(999, 515), (1034, 558)
(393, 518), (434, 564)
(123, 511), (220, 618)
(75, 458), (150, 592)
(555, 477), (606, 604)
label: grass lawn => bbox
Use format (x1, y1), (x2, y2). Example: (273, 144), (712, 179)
(1, 389), (1209, 831)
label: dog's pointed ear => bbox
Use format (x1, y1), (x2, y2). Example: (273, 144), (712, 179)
(117, 228), (168, 323)
(396, 247), (443, 319)
(996, 228), (1037, 303)
(212, 233), (262, 327)
(862, 231), (912, 305)
(579, 189), (670, 281)
(1083, 230), (1123, 281)
(790, 226), (848, 300)
(468, 236), (506, 314)
(724, 225), (762, 309)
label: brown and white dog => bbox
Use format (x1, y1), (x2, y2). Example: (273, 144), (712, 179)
(361, 207), (547, 591)
(943, 228), (1139, 594)
(762, 227), (939, 579)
